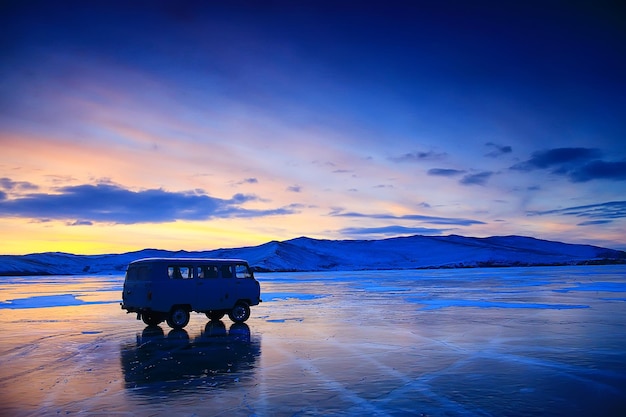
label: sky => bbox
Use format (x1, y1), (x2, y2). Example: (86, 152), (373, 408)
(1, 0), (625, 255)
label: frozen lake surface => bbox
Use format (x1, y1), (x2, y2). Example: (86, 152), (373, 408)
(1, 265), (626, 416)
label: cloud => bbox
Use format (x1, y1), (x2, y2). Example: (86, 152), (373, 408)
(389, 150), (447, 163)
(427, 168), (466, 177)
(287, 185), (302, 192)
(509, 148), (626, 182)
(459, 171), (493, 186)
(339, 225), (449, 236)
(0, 182), (297, 224)
(228, 193), (258, 204)
(68, 220), (94, 226)
(429, 169), (493, 185)
(511, 148), (602, 171)
(577, 220), (613, 226)
(239, 177), (258, 184)
(0, 178), (39, 191)
(312, 160), (336, 168)
(568, 160), (626, 182)
(484, 142), (512, 158)
(527, 201), (626, 223)
(330, 211), (485, 226)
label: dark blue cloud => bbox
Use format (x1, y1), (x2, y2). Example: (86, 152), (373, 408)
(511, 148), (626, 182)
(568, 160), (626, 182)
(460, 171), (493, 186)
(577, 220), (613, 226)
(229, 193), (257, 204)
(527, 201), (626, 223)
(331, 211), (484, 226)
(339, 225), (449, 236)
(0, 182), (297, 224)
(512, 148), (602, 171)
(429, 168), (494, 185)
(484, 142), (512, 158)
(0, 177), (39, 191)
(428, 168), (466, 177)
(389, 150), (447, 163)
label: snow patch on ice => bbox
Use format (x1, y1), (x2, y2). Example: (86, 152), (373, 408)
(0, 294), (118, 309)
(356, 285), (409, 292)
(555, 282), (626, 293)
(262, 292), (328, 302)
(412, 298), (590, 311)
(266, 318), (304, 323)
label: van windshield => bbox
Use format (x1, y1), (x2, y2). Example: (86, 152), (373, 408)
(235, 264), (253, 279)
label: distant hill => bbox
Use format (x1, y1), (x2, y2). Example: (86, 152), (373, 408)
(1, 235), (624, 276)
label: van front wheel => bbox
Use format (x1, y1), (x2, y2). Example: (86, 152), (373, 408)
(167, 307), (190, 329)
(228, 302), (250, 323)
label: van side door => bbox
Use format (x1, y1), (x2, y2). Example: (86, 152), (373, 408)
(216, 264), (237, 309)
(166, 264), (195, 309)
(195, 264), (223, 310)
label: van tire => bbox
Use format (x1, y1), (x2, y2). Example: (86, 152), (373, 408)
(206, 311), (226, 321)
(142, 313), (163, 326)
(166, 307), (190, 329)
(228, 302), (250, 323)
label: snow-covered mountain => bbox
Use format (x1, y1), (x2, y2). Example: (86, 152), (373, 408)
(1, 235), (624, 276)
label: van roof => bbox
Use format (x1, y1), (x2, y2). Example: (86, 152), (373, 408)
(129, 257), (249, 265)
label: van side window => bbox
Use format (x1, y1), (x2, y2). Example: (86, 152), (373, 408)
(220, 265), (233, 278)
(198, 265), (218, 278)
(168, 266), (192, 279)
(235, 264), (252, 279)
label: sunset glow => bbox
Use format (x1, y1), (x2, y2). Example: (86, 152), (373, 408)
(2, 1), (625, 254)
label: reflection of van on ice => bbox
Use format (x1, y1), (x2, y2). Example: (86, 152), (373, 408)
(121, 258), (262, 329)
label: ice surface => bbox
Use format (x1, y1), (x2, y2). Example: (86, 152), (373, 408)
(1, 265), (626, 416)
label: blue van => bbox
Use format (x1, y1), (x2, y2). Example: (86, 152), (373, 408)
(121, 258), (261, 329)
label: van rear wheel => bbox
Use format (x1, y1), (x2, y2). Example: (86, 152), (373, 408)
(228, 302), (250, 323)
(142, 313), (162, 326)
(166, 307), (190, 329)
